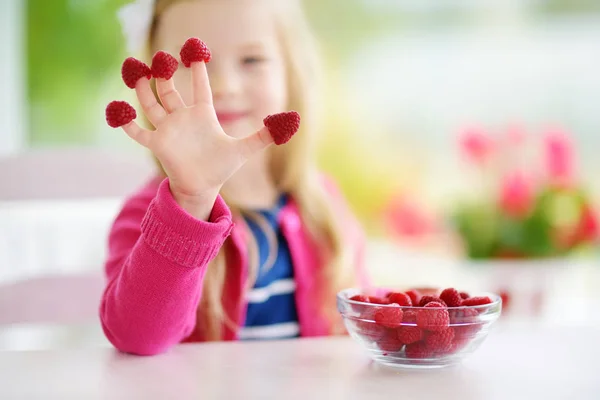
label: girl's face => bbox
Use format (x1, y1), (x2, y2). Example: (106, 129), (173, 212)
(154, 0), (288, 139)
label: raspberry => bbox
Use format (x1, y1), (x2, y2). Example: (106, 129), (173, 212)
(447, 337), (470, 354)
(105, 101), (136, 128)
(377, 329), (404, 353)
(405, 289), (421, 305)
(180, 37), (211, 67)
(374, 305), (403, 328)
(404, 341), (432, 359)
(416, 302), (449, 332)
(439, 288), (463, 307)
(349, 294), (369, 303)
(459, 291), (470, 300)
(349, 294), (370, 313)
(396, 326), (423, 344)
(151, 51), (179, 80)
(354, 309), (385, 342)
(419, 295), (447, 307)
(425, 327), (455, 353)
(402, 310), (417, 324)
(449, 307), (478, 324)
(368, 296), (389, 304)
(462, 296), (493, 307)
(121, 57), (151, 89)
(356, 321), (385, 342)
(263, 111), (301, 145)
(451, 307), (481, 339)
(387, 292), (412, 307)
(453, 324), (481, 340)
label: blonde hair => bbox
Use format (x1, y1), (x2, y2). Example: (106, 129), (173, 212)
(145, 0), (355, 340)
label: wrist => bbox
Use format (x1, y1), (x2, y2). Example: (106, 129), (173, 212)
(170, 186), (221, 221)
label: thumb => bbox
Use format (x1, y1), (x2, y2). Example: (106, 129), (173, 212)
(236, 126), (273, 158)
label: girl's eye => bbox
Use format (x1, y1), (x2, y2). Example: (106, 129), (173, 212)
(242, 56), (265, 65)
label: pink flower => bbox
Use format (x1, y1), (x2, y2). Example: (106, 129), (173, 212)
(459, 126), (494, 165)
(573, 204), (599, 244)
(499, 171), (534, 218)
(554, 204), (599, 248)
(385, 195), (437, 238)
(505, 124), (526, 146)
(544, 129), (575, 188)
(580, 205), (599, 242)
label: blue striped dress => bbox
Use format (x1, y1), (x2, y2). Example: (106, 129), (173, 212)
(238, 194), (300, 340)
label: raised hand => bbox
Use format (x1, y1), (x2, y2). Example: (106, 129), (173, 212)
(105, 38), (300, 220)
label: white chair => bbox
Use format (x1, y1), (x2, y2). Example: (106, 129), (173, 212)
(0, 272), (105, 325)
(0, 146), (154, 200)
(0, 271), (110, 350)
(0, 147), (154, 349)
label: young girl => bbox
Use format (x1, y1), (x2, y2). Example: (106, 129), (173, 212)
(101, 0), (370, 355)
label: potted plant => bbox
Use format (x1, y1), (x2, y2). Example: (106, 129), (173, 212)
(383, 125), (599, 318)
(452, 125), (599, 317)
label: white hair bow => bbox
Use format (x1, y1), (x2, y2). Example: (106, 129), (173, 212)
(117, 0), (157, 55)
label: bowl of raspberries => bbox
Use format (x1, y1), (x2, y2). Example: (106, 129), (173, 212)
(337, 287), (502, 368)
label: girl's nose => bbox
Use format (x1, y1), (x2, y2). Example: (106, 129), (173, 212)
(208, 63), (242, 101)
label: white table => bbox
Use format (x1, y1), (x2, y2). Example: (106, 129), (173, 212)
(0, 324), (598, 399)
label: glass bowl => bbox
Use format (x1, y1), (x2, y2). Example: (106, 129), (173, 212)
(337, 288), (502, 369)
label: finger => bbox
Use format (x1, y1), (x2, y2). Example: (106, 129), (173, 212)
(155, 77), (186, 113)
(122, 121), (153, 148)
(236, 126), (273, 158)
(135, 77), (167, 126)
(191, 62), (213, 105)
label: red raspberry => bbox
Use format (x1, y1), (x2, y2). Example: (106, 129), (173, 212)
(349, 294), (369, 303)
(418, 295), (447, 307)
(367, 296), (389, 304)
(462, 296), (493, 307)
(151, 51), (179, 80)
(354, 309), (385, 341)
(439, 288), (463, 307)
(405, 289), (421, 305)
(105, 101), (136, 128)
(180, 37), (211, 67)
(447, 337), (470, 354)
(404, 341), (432, 359)
(349, 294), (370, 313)
(459, 291), (470, 300)
(403, 310), (417, 324)
(121, 57), (151, 89)
(416, 302), (449, 332)
(356, 321), (385, 342)
(396, 326), (423, 344)
(374, 305), (403, 328)
(451, 307), (481, 339)
(425, 327), (455, 353)
(449, 307), (478, 324)
(387, 292), (412, 307)
(453, 324), (481, 340)
(263, 111), (301, 145)
(377, 329), (404, 353)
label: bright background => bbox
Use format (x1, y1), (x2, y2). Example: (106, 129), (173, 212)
(6, 1), (600, 224)
(1, 0), (599, 350)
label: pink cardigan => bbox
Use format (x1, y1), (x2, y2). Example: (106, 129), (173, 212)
(99, 176), (369, 355)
